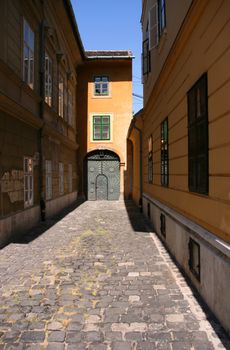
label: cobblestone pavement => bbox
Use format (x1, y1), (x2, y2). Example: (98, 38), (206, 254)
(0, 200), (229, 350)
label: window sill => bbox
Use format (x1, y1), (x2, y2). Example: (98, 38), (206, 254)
(92, 95), (112, 99)
(91, 140), (112, 143)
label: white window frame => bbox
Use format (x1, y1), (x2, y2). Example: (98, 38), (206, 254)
(58, 74), (64, 118)
(45, 52), (52, 106)
(93, 76), (110, 97)
(68, 164), (73, 193)
(67, 89), (73, 126)
(24, 156), (33, 208)
(23, 19), (34, 89)
(149, 3), (159, 49)
(45, 160), (52, 200)
(59, 162), (64, 195)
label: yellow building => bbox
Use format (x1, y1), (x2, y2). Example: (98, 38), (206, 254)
(0, 0), (84, 246)
(77, 51), (133, 200)
(138, 0), (230, 334)
(0, 1), (133, 246)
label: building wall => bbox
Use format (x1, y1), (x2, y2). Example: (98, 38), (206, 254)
(77, 59), (132, 195)
(0, 0), (83, 246)
(141, 0), (230, 333)
(141, 0), (193, 101)
(127, 112), (143, 206)
(143, 0), (230, 242)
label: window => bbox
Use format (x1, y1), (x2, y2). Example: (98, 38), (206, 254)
(94, 76), (109, 96)
(161, 118), (168, 186)
(148, 0), (166, 49)
(148, 135), (153, 183)
(23, 19), (34, 89)
(24, 157), (33, 207)
(147, 203), (151, 219)
(189, 238), (200, 280)
(58, 74), (64, 117)
(160, 213), (166, 237)
(142, 39), (151, 75)
(158, 0), (166, 37)
(67, 89), (73, 126)
(46, 160), (52, 200)
(93, 115), (110, 141)
(68, 164), (72, 193)
(187, 73), (208, 194)
(59, 162), (64, 195)
(45, 53), (52, 106)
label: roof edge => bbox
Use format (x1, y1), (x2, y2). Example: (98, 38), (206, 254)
(63, 0), (86, 60)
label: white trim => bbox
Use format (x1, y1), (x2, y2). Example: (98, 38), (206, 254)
(149, 3), (159, 49)
(45, 160), (52, 200)
(92, 75), (111, 98)
(23, 18), (35, 89)
(24, 156), (34, 208)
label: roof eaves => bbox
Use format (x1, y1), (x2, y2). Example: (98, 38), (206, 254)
(63, 0), (86, 60)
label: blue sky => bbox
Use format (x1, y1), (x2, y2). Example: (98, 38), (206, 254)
(71, 0), (143, 114)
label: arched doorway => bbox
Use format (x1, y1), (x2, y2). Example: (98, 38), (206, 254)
(85, 150), (120, 200)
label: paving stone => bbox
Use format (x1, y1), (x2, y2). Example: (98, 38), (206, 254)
(171, 341), (192, 350)
(48, 331), (65, 342)
(112, 341), (132, 350)
(88, 344), (107, 350)
(65, 331), (82, 343)
(0, 200), (228, 350)
(20, 331), (45, 343)
(84, 331), (103, 342)
(47, 343), (65, 350)
(47, 322), (63, 331)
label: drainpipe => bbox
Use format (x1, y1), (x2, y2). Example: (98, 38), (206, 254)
(38, 18), (46, 220)
(133, 123), (143, 212)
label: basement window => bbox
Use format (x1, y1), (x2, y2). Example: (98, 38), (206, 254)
(189, 238), (200, 281)
(147, 202), (151, 219)
(160, 213), (166, 237)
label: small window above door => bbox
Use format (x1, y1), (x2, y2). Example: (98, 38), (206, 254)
(94, 76), (110, 96)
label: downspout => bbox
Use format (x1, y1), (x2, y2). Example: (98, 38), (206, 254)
(38, 18), (46, 220)
(133, 123), (143, 213)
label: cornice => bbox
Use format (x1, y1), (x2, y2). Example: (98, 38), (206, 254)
(0, 94), (43, 130)
(144, 0), (209, 113)
(43, 123), (79, 151)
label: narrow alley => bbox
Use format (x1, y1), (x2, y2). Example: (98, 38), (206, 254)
(0, 201), (229, 350)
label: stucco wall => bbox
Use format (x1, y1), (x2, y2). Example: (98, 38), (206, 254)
(143, 195), (230, 335)
(77, 59), (132, 195)
(142, 0), (230, 242)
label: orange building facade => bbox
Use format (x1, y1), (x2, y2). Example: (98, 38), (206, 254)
(77, 51), (133, 200)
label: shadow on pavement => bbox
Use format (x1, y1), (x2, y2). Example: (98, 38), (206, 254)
(124, 199), (152, 233)
(8, 198), (85, 246)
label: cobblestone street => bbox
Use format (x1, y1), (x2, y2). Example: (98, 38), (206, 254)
(0, 200), (229, 350)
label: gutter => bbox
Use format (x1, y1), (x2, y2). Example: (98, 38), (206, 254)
(87, 56), (135, 60)
(38, 19), (46, 219)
